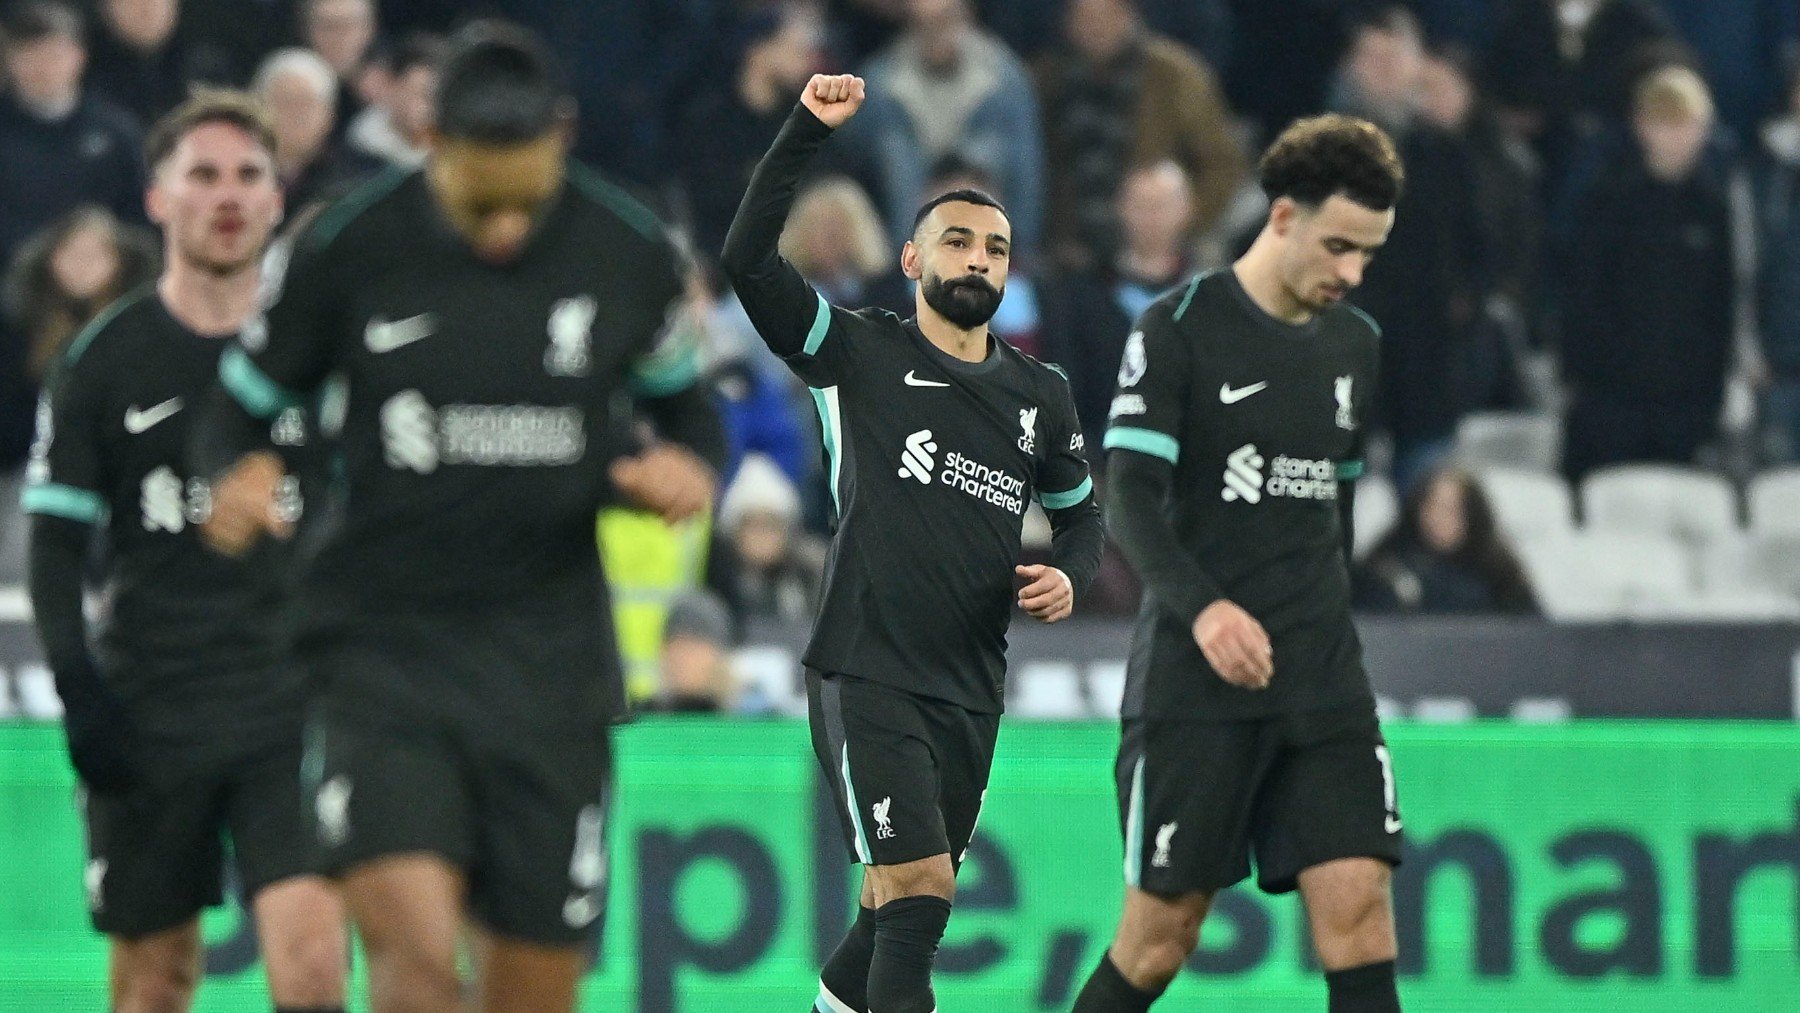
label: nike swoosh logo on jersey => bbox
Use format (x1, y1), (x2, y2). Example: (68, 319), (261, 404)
(1219, 381), (1269, 404)
(903, 370), (951, 387)
(364, 313), (436, 353)
(124, 398), (183, 434)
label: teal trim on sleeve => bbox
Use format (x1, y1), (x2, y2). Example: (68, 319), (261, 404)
(1104, 426), (1180, 465)
(20, 482), (106, 524)
(1336, 459), (1366, 480)
(1038, 476), (1093, 510)
(802, 293), (831, 356)
(220, 346), (303, 420)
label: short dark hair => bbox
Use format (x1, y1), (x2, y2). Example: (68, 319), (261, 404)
(911, 188), (1010, 236)
(1, 0), (82, 47)
(1258, 114), (1405, 211)
(435, 20), (569, 144)
(144, 87), (278, 172)
(379, 30), (446, 79)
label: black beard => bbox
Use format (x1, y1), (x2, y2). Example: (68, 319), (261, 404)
(922, 272), (1003, 329)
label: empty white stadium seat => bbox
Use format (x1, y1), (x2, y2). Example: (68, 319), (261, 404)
(1696, 532), (1800, 599)
(1476, 468), (1576, 542)
(1515, 531), (1693, 621)
(1747, 467), (1800, 536)
(1353, 475), (1398, 559)
(1455, 411), (1562, 472)
(1009, 662), (1089, 719)
(1581, 465), (1738, 541)
(1086, 662), (1127, 719)
(1626, 591), (1800, 622)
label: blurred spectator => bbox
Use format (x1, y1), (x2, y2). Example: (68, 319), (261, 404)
(84, 0), (235, 125)
(0, 203), (156, 582)
(709, 453), (826, 627)
(1561, 65), (1734, 479)
(1034, 0), (1243, 271)
(346, 31), (442, 169)
(254, 47), (380, 212)
(1484, 0), (1680, 190)
(1419, 44), (1536, 410)
(780, 175), (912, 315)
(1353, 466), (1539, 614)
(712, 352), (811, 489)
(1042, 159), (1194, 452)
(1331, 7), (1487, 492)
(1420, 44), (1540, 315)
(643, 590), (737, 713)
(674, 4), (825, 263)
(0, 1), (144, 277)
(4, 205), (157, 383)
(300, 0), (379, 137)
(1757, 63), (1800, 463)
(838, 0), (1045, 258)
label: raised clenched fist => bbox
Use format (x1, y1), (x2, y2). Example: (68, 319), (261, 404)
(801, 74), (866, 129)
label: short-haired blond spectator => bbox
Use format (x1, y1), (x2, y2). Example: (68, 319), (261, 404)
(1561, 63), (1735, 479)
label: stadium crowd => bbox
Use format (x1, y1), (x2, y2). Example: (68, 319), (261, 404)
(2, 0), (1799, 713)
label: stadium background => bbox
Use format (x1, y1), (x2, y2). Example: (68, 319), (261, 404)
(0, 0), (1798, 1010)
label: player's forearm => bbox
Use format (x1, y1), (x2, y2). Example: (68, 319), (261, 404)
(642, 383), (729, 475)
(1105, 449), (1225, 624)
(719, 104), (835, 356)
(26, 516), (104, 699)
(1047, 495), (1105, 603)
(187, 384), (278, 481)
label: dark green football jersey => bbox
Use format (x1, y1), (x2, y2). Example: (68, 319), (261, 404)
(1104, 269), (1380, 720)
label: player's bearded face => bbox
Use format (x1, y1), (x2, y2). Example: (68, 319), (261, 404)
(430, 133), (567, 264)
(921, 268), (1004, 329)
(151, 123), (283, 276)
(912, 203), (1011, 330)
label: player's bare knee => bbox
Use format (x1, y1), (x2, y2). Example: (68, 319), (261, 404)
(267, 933), (348, 1003)
(1115, 936), (1191, 990)
(1313, 878), (1395, 965)
(869, 855), (956, 904)
(115, 960), (200, 1013)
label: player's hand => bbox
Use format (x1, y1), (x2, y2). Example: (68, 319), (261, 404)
(611, 444), (717, 524)
(801, 74), (866, 129)
(201, 452), (293, 557)
(1193, 599), (1273, 690)
(57, 661), (140, 795)
(1017, 564), (1074, 623)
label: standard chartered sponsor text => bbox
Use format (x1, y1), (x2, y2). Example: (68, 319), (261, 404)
(941, 450), (1026, 515)
(439, 404), (585, 466)
(1265, 453), (1337, 500)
